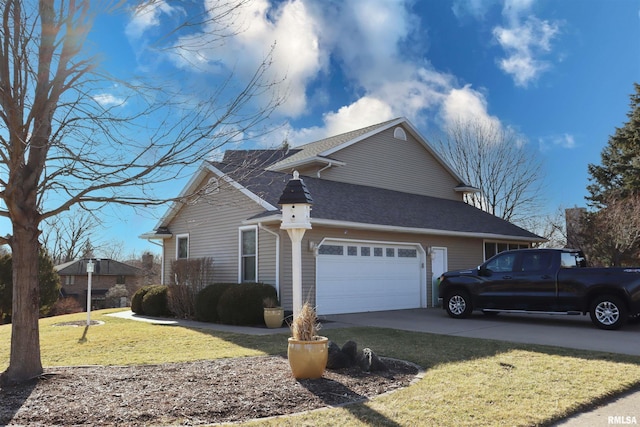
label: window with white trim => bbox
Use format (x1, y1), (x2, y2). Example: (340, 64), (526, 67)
(240, 227), (257, 282)
(176, 234), (189, 259)
(484, 241), (529, 260)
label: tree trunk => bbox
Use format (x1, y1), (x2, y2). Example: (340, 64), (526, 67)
(1, 226), (43, 385)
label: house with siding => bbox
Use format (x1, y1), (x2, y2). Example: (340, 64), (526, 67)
(56, 258), (143, 309)
(141, 117), (544, 315)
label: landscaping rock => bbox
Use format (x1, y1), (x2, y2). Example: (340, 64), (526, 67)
(341, 340), (358, 364)
(357, 348), (388, 372)
(327, 341), (352, 369)
(327, 340), (387, 372)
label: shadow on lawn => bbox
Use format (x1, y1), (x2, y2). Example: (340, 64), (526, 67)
(78, 325), (90, 343)
(298, 378), (403, 427)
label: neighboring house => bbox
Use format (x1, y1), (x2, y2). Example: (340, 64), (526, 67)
(55, 258), (143, 309)
(141, 117), (544, 315)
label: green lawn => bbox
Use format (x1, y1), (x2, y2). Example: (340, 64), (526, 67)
(2, 309), (639, 426)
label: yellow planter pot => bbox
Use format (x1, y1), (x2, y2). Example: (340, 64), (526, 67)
(287, 336), (329, 379)
(263, 307), (284, 328)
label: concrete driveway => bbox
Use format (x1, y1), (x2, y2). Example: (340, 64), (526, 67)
(323, 308), (640, 356)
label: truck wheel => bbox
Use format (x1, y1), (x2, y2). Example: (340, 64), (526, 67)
(445, 291), (473, 319)
(590, 295), (628, 330)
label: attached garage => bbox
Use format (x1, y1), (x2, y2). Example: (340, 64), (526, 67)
(315, 239), (425, 315)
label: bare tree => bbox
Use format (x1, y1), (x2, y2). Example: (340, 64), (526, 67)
(519, 207), (567, 248)
(96, 239), (127, 262)
(435, 118), (544, 224)
(0, 1), (282, 384)
(169, 257), (215, 319)
(41, 209), (99, 263)
(578, 195), (640, 267)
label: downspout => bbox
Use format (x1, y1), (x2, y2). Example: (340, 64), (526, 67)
(146, 239), (165, 285)
(258, 223), (280, 298)
(316, 162), (333, 178)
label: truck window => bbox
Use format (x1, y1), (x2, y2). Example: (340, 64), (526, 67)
(520, 252), (551, 272)
(561, 252), (585, 268)
(486, 253), (517, 273)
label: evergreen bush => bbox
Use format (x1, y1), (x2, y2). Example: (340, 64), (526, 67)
(194, 283), (234, 323)
(131, 285), (154, 314)
(217, 283), (277, 325)
(141, 285), (170, 317)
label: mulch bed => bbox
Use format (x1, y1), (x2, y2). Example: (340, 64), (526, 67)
(0, 355), (421, 426)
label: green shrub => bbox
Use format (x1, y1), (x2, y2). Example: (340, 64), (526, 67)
(131, 285), (154, 314)
(195, 283), (234, 323)
(217, 283), (277, 326)
(141, 285), (170, 317)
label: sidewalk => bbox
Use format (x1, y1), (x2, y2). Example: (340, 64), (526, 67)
(106, 310), (291, 335)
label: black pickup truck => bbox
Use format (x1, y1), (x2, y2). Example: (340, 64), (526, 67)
(438, 248), (640, 330)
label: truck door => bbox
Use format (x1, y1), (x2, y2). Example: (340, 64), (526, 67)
(477, 251), (555, 310)
(513, 251), (556, 310)
(476, 251), (520, 309)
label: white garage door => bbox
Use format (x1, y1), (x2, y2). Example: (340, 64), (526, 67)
(316, 240), (423, 315)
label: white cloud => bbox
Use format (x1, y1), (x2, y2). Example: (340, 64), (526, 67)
(452, 0), (499, 20)
(539, 133), (576, 152)
(323, 97), (395, 136)
(168, 0), (324, 117)
(275, 0), (463, 144)
(93, 93), (126, 107)
(441, 85), (502, 131)
(493, 2), (561, 87)
(125, 1), (178, 39)
(267, 97), (395, 147)
(128, 1), (521, 150)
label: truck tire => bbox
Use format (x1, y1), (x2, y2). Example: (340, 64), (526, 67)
(445, 291), (473, 319)
(590, 295), (628, 330)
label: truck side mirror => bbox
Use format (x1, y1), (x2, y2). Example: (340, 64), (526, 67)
(478, 265), (490, 276)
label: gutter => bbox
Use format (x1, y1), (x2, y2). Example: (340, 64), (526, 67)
(317, 162), (334, 178)
(246, 215), (546, 243)
(144, 238), (165, 285)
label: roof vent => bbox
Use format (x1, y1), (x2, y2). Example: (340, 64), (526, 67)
(393, 127), (407, 141)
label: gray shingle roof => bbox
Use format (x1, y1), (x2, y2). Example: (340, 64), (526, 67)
(55, 259), (142, 276)
(213, 162), (542, 241)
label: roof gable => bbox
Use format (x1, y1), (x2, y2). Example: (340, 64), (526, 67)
(140, 160), (280, 237)
(266, 119), (400, 171)
(266, 118), (469, 190)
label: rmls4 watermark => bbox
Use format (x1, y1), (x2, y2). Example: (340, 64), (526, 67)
(609, 415), (638, 425)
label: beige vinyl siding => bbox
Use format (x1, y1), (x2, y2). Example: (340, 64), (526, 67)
(257, 226), (278, 286)
(318, 126), (462, 201)
(162, 173), (271, 285)
(276, 224), (485, 310)
(278, 230), (317, 310)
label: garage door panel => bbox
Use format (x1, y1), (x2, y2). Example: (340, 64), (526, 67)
(316, 241), (422, 315)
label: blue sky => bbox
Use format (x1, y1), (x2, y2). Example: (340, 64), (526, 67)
(4, 0), (638, 257)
